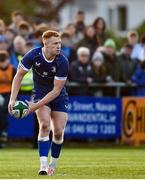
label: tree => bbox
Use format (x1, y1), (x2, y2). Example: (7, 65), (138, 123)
(33, 0), (73, 23)
(0, 0), (73, 24)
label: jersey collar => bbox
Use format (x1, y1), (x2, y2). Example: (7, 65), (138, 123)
(42, 48), (56, 63)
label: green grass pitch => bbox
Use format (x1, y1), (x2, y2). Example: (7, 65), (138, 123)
(0, 146), (145, 179)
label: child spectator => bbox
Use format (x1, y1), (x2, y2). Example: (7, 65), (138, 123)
(91, 51), (107, 83)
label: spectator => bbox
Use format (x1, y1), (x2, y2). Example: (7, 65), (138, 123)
(0, 35), (9, 51)
(5, 28), (16, 51)
(9, 10), (24, 33)
(93, 17), (107, 46)
(118, 44), (137, 83)
(0, 50), (16, 148)
(69, 47), (93, 95)
(74, 10), (85, 41)
(138, 35), (145, 62)
(10, 35), (27, 68)
(10, 36), (33, 92)
(131, 60), (145, 96)
(61, 32), (76, 63)
(32, 23), (48, 47)
(103, 39), (121, 82)
(17, 20), (32, 40)
(25, 40), (34, 52)
(77, 25), (97, 56)
(0, 19), (6, 35)
(91, 51), (107, 83)
(65, 23), (78, 46)
(127, 30), (141, 60)
(48, 20), (60, 31)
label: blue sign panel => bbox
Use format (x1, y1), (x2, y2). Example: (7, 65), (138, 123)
(65, 96), (121, 139)
(8, 95), (122, 139)
(8, 95), (35, 138)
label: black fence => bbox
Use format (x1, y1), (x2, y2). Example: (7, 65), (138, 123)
(66, 82), (139, 97)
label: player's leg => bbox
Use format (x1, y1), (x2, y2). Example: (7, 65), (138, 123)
(48, 111), (68, 175)
(36, 105), (51, 175)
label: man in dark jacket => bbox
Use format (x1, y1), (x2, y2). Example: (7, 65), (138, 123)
(118, 44), (137, 83)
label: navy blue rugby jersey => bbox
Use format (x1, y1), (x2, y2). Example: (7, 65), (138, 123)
(19, 47), (69, 96)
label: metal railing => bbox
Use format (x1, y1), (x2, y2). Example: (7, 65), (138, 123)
(66, 82), (138, 97)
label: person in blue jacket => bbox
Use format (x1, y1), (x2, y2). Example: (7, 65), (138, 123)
(132, 61), (145, 96)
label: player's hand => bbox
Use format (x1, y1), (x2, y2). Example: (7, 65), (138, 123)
(25, 100), (38, 115)
(8, 99), (15, 115)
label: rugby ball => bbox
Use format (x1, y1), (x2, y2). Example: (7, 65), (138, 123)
(12, 101), (29, 118)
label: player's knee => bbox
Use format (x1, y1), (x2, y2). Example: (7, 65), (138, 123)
(53, 128), (64, 144)
(39, 122), (49, 133)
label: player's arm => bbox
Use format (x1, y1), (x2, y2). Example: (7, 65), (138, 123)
(8, 66), (27, 114)
(27, 79), (66, 113)
(8, 49), (34, 114)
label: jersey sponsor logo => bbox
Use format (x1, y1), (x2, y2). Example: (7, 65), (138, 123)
(33, 68), (54, 78)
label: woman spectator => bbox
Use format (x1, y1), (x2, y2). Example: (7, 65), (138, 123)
(93, 17), (107, 46)
(77, 25), (97, 56)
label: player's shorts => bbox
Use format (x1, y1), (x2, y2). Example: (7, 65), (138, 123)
(32, 93), (69, 113)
